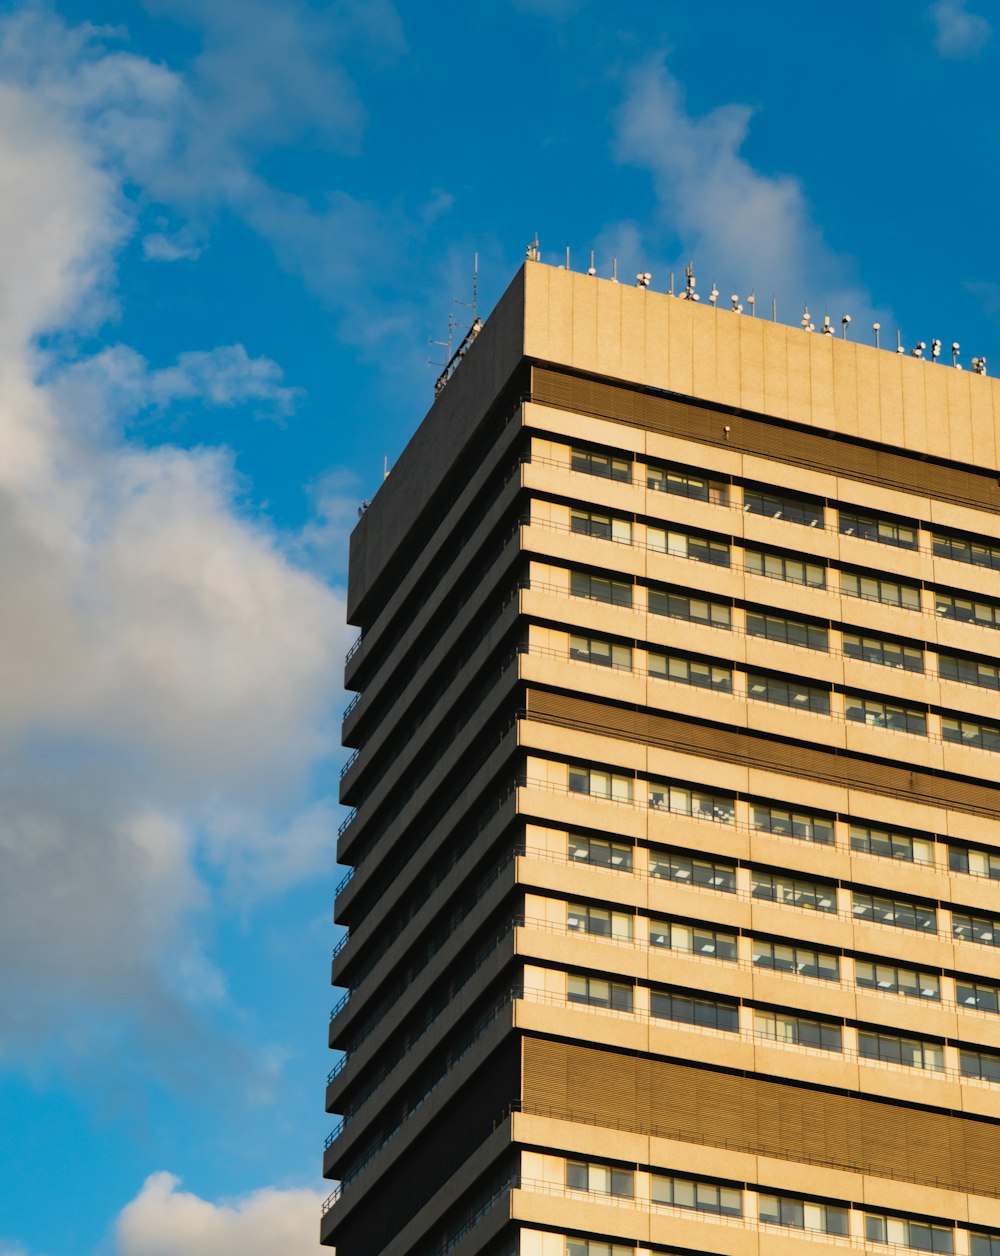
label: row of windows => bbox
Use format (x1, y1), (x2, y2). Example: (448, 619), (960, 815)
(567, 444), (1000, 571)
(562, 1158), (1000, 1252)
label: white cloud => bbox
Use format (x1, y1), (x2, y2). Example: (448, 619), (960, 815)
(931, 0), (991, 57)
(613, 56), (883, 328)
(115, 1172), (323, 1256)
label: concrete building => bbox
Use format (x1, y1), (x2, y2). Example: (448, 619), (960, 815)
(322, 259), (1000, 1256)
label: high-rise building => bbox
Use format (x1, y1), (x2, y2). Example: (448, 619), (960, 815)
(322, 259), (1000, 1256)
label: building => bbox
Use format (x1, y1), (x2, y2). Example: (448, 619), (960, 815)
(322, 258), (1000, 1256)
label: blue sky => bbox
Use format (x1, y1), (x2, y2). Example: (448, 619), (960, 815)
(0, 1), (997, 1252)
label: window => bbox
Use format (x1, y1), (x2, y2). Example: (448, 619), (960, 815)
(647, 464), (727, 504)
(648, 526), (730, 566)
(841, 571), (920, 609)
(942, 716), (1000, 753)
(972, 1234), (1000, 1256)
(936, 591), (1000, 629)
(648, 781), (734, 824)
(649, 919), (737, 960)
(949, 845), (1000, 880)
(649, 989), (740, 1032)
(567, 974), (633, 1011)
(850, 825), (934, 865)
(754, 1010), (842, 1052)
(744, 487), (824, 528)
(651, 1175), (742, 1215)
(956, 978), (1000, 1013)
(839, 509), (918, 549)
(649, 851), (736, 893)
(752, 872), (836, 913)
(571, 447), (631, 482)
(859, 1031), (944, 1072)
(843, 631), (923, 672)
(752, 804), (834, 846)
(953, 912), (1000, 947)
(648, 652), (732, 691)
(845, 694), (927, 735)
(647, 587), (731, 628)
(745, 610), (828, 650)
(855, 961), (940, 1001)
(753, 940), (839, 980)
(933, 531), (1000, 570)
(961, 1051), (1000, 1084)
(745, 549), (825, 587)
(569, 766), (633, 803)
(569, 834), (633, 871)
(566, 1241), (634, 1256)
(939, 652), (1000, 690)
(758, 1194), (848, 1235)
(865, 1213), (954, 1252)
(568, 903), (633, 940)
(569, 635), (632, 671)
(747, 673), (830, 714)
(852, 892), (936, 932)
(566, 1160), (634, 1198)
(570, 570), (632, 607)
(571, 508), (632, 544)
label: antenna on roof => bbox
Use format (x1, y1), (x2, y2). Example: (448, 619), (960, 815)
(748, 291), (756, 318)
(801, 306), (814, 332)
(952, 342), (961, 368)
(636, 271), (651, 288)
(611, 256), (618, 283)
(972, 357), (988, 376)
(896, 330), (904, 355)
(931, 338), (941, 362)
(873, 322), (880, 348)
(842, 314), (851, 339)
(454, 253), (479, 323)
(772, 296), (777, 322)
(565, 246), (571, 269)
(669, 272), (675, 296)
(682, 261), (699, 301)
(587, 250), (596, 277)
(526, 236), (540, 262)
(709, 283), (719, 307)
(428, 311), (457, 368)
(731, 294), (743, 314)
(822, 315), (834, 335)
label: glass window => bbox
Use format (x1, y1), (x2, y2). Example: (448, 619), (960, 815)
(648, 652), (732, 692)
(568, 766), (633, 803)
(865, 1213), (954, 1252)
(949, 844), (1000, 880)
(649, 919), (737, 960)
(754, 1009), (842, 1052)
(939, 652), (1000, 690)
(843, 631), (923, 672)
(566, 1241), (634, 1256)
(649, 851), (737, 893)
(747, 673), (830, 714)
(956, 979), (1000, 1013)
(647, 526), (730, 567)
(649, 990), (740, 1032)
(839, 510), (918, 549)
(971, 1234), (1000, 1256)
(845, 694), (927, 735)
(752, 872), (836, 912)
(933, 532), (1000, 570)
(647, 587), (731, 628)
(961, 1051), (1000, 1084)
(744, 487), (823, 528)
(569, 635), (632, 671)
(647, 465), (727, 504)
(651, 1175), (742, 1215)
(855, 960), (940, 1000)
(841, 571), (921, 609)
(850, 825), (934, 865)
(753, 939), (840, 980)
(852, 892), (936, 932)
(568, 902), (633, 940)
(648, 781), (734, 824)
(569, 834), (633, 871)
(570, 570), (632, 607)
(571, 447), (631, 482)
(745, 549), (826, 587)
(953, 912), (1000, 947)
(566, 1160), (634, 1198)
(859, 1032), (945, 1072)
(567, 973), (633, 1011)
(753, 804), (834, 846)
(745, 610), (828, 651)
(936, 591), (1000, 629)
(571, 508), (632, 544)
(942, 716), (1000, 753)
(759, 1194), (849, 1235)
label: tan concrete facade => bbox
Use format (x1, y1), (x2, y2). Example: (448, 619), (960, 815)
(325, 262), (1000, 1256)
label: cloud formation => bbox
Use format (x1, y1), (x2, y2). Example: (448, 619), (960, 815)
(931, 0), (991, 57)
(115, 1173), (324, 1256)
